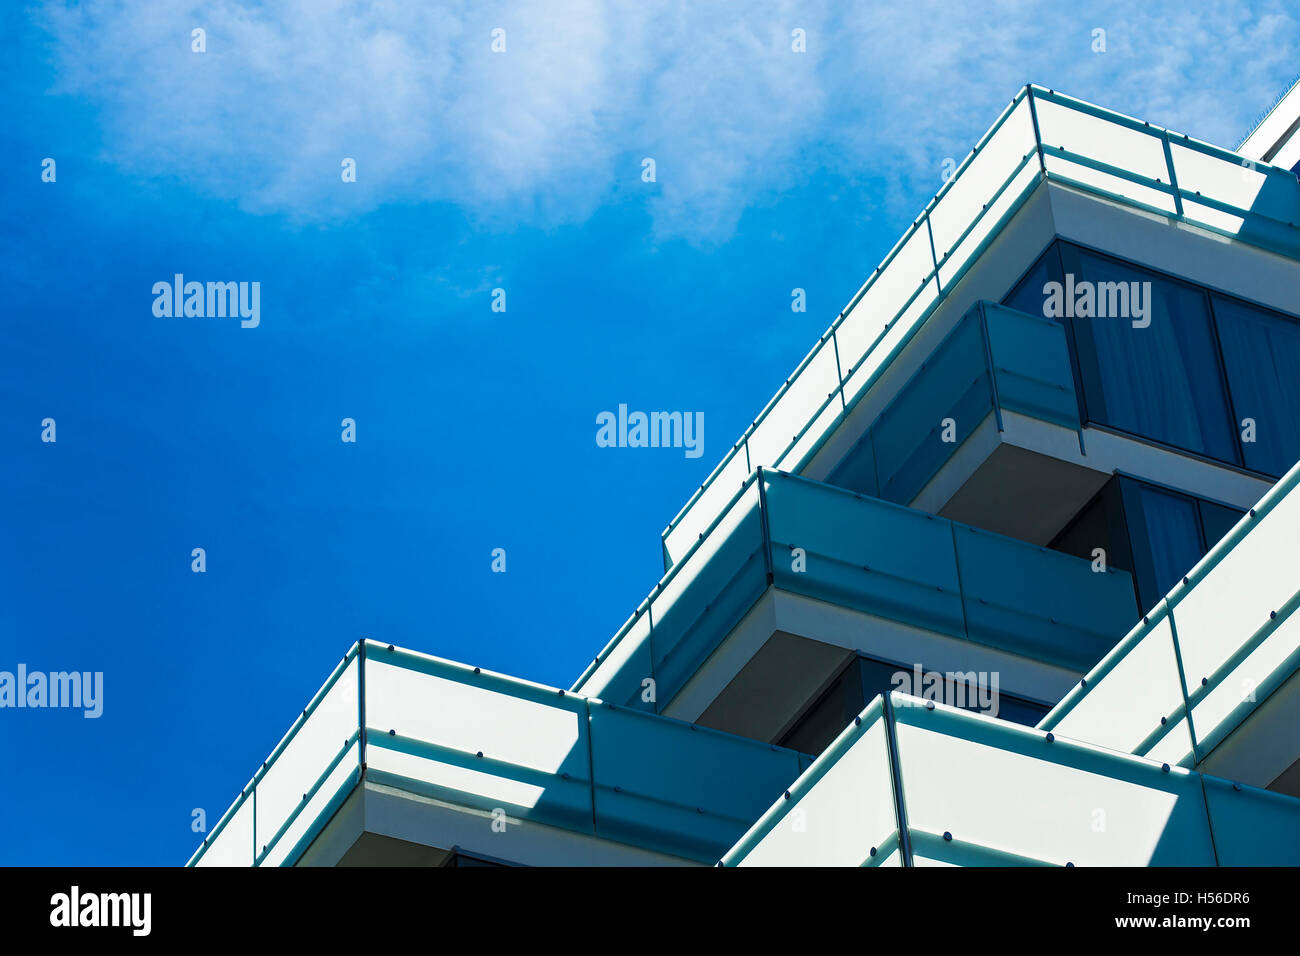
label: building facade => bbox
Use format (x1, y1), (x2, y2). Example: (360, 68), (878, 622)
(189, 82), (1300, 867)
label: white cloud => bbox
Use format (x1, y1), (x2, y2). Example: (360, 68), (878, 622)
(37, 0), (1300, 242)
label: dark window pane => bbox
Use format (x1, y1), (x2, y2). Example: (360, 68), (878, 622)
(1002, 242), (1064, 317)
(1211, 295), (1300, 477)
(1049, 478), (1140, 610)
(1051, 496), (1112, 562)
(992, 694), (1051, 727)
(780, 654), (1049, 754)
(1130, 484), (1204, 612)
(779, 666), (865, 755)
(857, 656), (908, 704)
(1055, 476), (1242, 614)
(860, 657), (1047, 728)
(1198, 500), (1245, 552)
(1051, 480), (1126, 569)
(1061, 247), (1238, 463)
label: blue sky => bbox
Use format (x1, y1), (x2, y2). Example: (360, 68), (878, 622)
(2, 1), (1297, 865)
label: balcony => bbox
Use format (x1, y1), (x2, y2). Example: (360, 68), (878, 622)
(825, 300), (1080, 507)
(1042, 458), (1300, 789)
(723, 692), (1300, 867)
(660, 85), (1300, 569)
(188, 642), (810, 867)
(575, 470), (1138, 714)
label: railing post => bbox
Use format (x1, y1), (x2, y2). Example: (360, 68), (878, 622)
(831, 331), (847, 409)
(1164, 603), (1203, 765)
(583, 699), (599, 834)
(924, 212), (943, 296)
(1026, 86), (1047, 177)
(1197, 774), (1223, 867)
(646, 601), (658, 714)
(882, 695), (914, 866)
(1159, 128), (1186, 217)
(755, 467), (775, 587)
(357, 640), (368, 775)
(977, 301), (1003, 433)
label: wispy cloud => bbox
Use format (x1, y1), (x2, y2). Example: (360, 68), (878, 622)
(36, 0), (1300, 242)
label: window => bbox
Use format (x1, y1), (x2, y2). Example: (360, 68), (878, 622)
(1198, 500), (1244, 551)
(1049, 475), (1245, 615)
(1002, 241), (1300, 477)
(1210, 294), (1300, 477)
(1126, 484), (1204, 609)
(1057, 245), (1239, 464)
(1002, 243), (1064, 318)
(779, 665), (865, 755)
(1049, 478), (1136, 578)
(779, 654), (1049, 755)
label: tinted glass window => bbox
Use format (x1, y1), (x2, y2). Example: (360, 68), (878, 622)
(779, 666), (865, 755)
(1002, 243), (1064, 318)
(993, 695), (1052, 726)
(1128, 483), (1204, 612)
(1050, 479), (1133, 573)
(1060, 246), (1238, 463)
(780, 655), (1048, 755)
(1211, 295), (1300, 477)
(1053, 477), (1244, 614)
(1198, 500), (1245, 552)
(859, 658), (1046, 728)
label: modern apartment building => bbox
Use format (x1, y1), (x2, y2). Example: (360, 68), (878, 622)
(188, 82), (1300, 868)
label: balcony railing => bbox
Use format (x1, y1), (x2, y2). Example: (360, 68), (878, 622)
(575, 470), (1138, 710)
(1041, 458), (1300, 768)
(187, 642), (810, 867)
(827, 300), (1080, 504)
(661, 84), (1300, 569)
(724, 692), (1300, 867)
